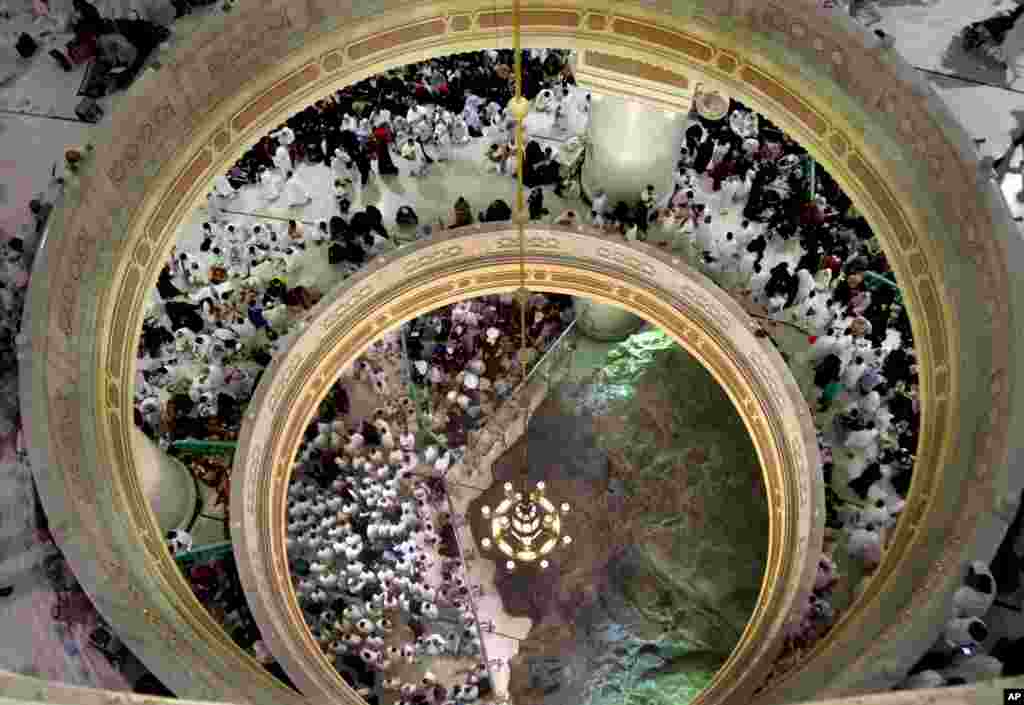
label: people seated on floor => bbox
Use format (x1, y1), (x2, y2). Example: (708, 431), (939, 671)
(478, 199), (512, 223)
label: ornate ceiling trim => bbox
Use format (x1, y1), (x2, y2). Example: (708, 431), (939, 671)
(18, 0), (1021, 702)
(230, 225), (823, 704)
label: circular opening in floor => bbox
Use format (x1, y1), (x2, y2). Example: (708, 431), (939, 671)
(284, 297), (768, 705)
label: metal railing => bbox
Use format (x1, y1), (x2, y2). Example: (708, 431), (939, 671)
(434, 318), (579, 697)
(174, 541), (234, 566)
(171, 440), (238, 455)
(512, 317), (578, 396)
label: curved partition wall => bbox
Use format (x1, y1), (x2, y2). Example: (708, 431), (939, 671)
(18, 0), (1024, 703)
(230, 225), (822, 705)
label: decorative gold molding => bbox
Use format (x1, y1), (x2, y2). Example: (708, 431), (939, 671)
(348, 20), (449, 62)
(231, 64), (322, 133)
(611, 17), (715, 63)
(19, 0), (1018, 703)
(584, 51), (690, 90)
(477, 9), (581, 29)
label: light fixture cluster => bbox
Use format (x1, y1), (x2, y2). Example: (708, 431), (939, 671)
(480, 481), (571, 570)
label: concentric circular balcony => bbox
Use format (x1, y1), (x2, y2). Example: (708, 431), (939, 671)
(16, 1), (1024, 704)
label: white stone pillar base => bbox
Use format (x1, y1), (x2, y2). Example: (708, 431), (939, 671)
(581, 93), (687, 208)
(131, 427), (197, 534)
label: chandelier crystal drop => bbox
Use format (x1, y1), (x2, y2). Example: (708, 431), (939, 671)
(480, 481), (571, 570)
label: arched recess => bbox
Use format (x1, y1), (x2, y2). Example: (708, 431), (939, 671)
(17, 0), (1024, 702)
(230, 224), (823, 705)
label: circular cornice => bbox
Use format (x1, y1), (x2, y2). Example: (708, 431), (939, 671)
(17, 0), (1022, 702)
(230, 224), (823, 704)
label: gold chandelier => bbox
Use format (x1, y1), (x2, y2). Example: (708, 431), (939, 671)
(480, 482), (571, 570)
(476, 0), (571, 572)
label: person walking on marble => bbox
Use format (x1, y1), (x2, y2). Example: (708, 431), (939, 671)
(332, 147), (355, 186)
(206, 192), (224, 223)
(259, 168), (283, 202)
(372, 116), (401, 177)
(283, 171), (312, 208)
(434, 120), (453, 162)
(273, 142), (294, 175)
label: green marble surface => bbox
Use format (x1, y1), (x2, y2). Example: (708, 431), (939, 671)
(595, 331), (769, 662)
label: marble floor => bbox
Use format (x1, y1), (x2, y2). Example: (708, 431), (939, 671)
(3, 0), (1024, 689)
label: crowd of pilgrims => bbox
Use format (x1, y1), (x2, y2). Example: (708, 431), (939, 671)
(670, 94), (1024, 684)
(218, 48), (582, 219)
(126, 46), (1024, 692)
(135, 46), (580, 688)
(274, 287), (575, 703)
